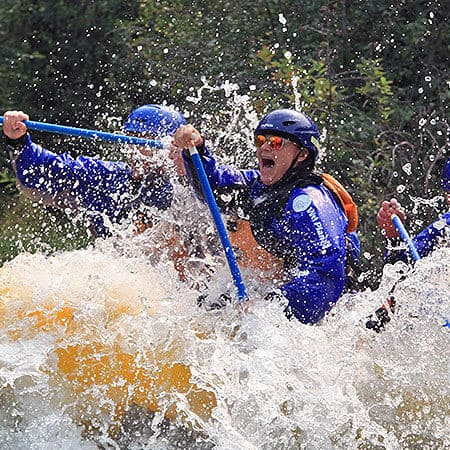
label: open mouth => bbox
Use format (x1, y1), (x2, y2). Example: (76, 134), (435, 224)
(261, 157), (275, 168)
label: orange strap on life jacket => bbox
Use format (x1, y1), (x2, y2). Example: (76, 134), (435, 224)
(321, 173), (358, 232)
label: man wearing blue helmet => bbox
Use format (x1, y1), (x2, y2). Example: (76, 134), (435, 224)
(377, 157), (450, 263)
(171, 109), (361, 324)
(3, 105), (186, 237)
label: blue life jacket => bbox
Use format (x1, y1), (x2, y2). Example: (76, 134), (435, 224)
(183, 144), (361, 324)
(12, 135), (173, 236)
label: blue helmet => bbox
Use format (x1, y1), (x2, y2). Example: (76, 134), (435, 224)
(442, 157), (450, 191)
(255, 109), (320, 160)
(123, 104), (186, 137)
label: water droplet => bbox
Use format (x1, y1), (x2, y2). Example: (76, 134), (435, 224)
(433, 218), (446, 230)
(402, 163), (412, 175)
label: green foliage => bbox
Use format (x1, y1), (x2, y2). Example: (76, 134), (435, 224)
(0, 0), (140, 128)
(0, 168), (15, 188)
(355, 58), (393, 120)
(0, 197), (93, 267)
(0, 165), (18, 218)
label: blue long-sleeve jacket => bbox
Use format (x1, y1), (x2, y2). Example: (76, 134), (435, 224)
(183, 144), (360, 324)
(385, 211), (450, 264)
(8, 135), (173, 236)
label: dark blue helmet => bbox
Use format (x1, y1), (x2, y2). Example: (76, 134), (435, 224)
(123, 104), (186, 137)
(255, 109), (320, 160)
(442, 157), (450, 191)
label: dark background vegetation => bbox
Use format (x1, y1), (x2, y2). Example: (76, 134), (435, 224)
(0, 0), (448, 287)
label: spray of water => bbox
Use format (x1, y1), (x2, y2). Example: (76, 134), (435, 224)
(0, 240), (448, 449)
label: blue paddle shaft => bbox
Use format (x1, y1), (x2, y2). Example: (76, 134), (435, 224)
(0, 116), (168, 149)
(391, 214), (421, 261)
(189, 146), (248, 302)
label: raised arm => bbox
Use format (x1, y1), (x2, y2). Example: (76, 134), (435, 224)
(3, 110), (131, 210)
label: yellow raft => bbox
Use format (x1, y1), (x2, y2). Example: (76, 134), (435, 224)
(0, 252), (217, 436)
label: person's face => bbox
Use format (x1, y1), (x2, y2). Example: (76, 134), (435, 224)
(126, 132), (161, 180)
(445, 191), (450, 206)
(255, 134), (309, 186)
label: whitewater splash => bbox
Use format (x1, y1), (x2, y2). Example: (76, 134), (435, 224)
(0, 243), (448, 450)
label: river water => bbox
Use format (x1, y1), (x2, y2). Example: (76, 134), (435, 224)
(0, 226), (448, 449)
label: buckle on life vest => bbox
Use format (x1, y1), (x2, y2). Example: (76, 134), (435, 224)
(321, 173), (359, 232)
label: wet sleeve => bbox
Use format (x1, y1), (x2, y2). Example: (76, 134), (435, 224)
(13, 134), (130, 205)
(9, 136), (134, 211)
(384, 212), (450, 263)
(410, 213), (450, 257)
